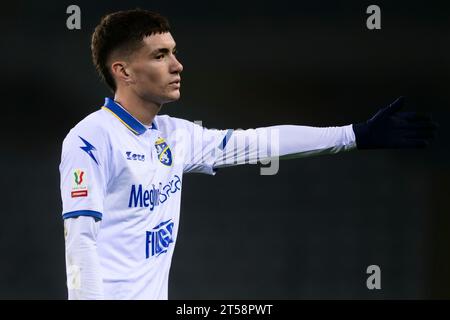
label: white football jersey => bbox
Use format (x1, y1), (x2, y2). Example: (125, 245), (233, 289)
(60, 98), (230, 299)
(60, 97), (356, 300)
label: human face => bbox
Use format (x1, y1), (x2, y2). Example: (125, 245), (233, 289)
(126, 32), (183, 104)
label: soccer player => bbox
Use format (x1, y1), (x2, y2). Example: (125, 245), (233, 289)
(59, 9), (438, 299)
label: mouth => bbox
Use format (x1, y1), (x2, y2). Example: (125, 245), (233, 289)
(169, 79), (181, 89)
(169, 78), (181, 85)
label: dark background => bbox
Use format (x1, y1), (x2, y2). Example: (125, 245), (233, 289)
(0, 0), (449, 299)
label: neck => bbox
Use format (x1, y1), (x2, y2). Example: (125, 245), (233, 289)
(114, 89), (162, 126)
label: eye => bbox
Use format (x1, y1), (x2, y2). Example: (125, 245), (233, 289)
(156, 54), (164, 60)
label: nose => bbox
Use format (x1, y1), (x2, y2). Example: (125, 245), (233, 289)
(170, 55), (183, 74)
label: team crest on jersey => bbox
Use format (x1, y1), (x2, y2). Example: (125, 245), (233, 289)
(71, 168), (88, 198)
(155, 137), (173, 166)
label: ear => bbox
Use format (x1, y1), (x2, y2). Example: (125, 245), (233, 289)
(111, 61), (134, 85)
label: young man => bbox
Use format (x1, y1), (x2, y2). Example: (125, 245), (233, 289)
(59, 9), (438, 299)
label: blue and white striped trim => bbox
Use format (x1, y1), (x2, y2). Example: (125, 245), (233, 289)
(62, 210), (102, 220)
(219, 129), (233, 150)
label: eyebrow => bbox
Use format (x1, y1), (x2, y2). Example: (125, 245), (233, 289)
(151, 46), (177, 55)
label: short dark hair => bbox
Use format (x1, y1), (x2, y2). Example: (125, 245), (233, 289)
(91, 9), (171, 92)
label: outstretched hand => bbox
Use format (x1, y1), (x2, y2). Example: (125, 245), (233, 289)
(352, 97), (439, 149)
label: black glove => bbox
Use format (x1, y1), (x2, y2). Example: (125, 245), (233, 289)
(352, 97), (439, 149)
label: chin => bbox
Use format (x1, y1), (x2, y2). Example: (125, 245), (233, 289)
(163, 91), (181, 103)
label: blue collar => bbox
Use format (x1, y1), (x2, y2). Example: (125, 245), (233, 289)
(101, 97), (157, 135)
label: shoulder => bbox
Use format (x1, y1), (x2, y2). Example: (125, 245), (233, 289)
(62, 109), (111, 150)
(154, 114), (194, 128)
(154, 114), (202, 134)
(154, 114), (228, 148)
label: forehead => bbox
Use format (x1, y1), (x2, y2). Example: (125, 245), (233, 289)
(142, 32), (176, 50)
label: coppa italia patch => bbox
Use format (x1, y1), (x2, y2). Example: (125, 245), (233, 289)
(71, 168), (88, 198)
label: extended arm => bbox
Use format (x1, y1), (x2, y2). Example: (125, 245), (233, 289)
(214, 124), (356, 168)
(213, 97), (438, 169)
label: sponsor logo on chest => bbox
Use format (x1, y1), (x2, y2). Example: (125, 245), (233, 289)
(146, 219), (175, 258)
(128, 175), (182, 211)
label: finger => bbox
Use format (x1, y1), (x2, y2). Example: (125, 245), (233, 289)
(385, 96), (405, 115)
(397, 138), (430, 149)
(394, 121), (439, 130)
(402, 130), (438, 139)
(372, 96), (405, 120)
(393, 111), (432, 122)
